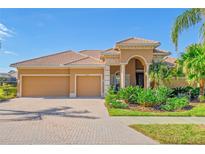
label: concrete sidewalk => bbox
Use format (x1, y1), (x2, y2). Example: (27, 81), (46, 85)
(112, 116), (205, 125)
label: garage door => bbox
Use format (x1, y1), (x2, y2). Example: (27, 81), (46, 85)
(22, 76), (70, 97)
(76, 76), (101, 97)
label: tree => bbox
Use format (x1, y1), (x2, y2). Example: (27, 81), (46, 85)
(178, 43), (205, 97)
(149, 61), (172, 88)
(171, 8), (205, 50)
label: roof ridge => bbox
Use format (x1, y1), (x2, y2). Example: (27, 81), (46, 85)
(116, 37), (134, 44)
(63, 56), (89, 65)
(10, 50), (73, 67)
(77, 51), (102, 62)
(116, 37), (160, 44)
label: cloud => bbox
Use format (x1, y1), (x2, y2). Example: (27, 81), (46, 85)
(0, 23), (13, 39)
(0, 50), (18, 56)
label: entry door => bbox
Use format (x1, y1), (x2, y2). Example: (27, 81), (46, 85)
(136, 72), (144, 88)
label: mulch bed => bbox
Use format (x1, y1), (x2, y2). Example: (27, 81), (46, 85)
(128, 103), (194, 112)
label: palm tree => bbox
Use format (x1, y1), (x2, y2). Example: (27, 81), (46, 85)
(178, 43), (205, 97)
(171, 8), (205, 50)
(149, 61), (172, 88)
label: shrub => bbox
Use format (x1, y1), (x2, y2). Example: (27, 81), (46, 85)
(160, 97), (188, 111)
(170, 86), (200, 100)
(117, 86), (142, 103)
(105, 87), (117, 105)
(155, 86), (172, 103)
(137, 88), (158, 107)
(109, 100), (128, 109)
(2, 84), (17, 97)
(199, 95), (205, 103)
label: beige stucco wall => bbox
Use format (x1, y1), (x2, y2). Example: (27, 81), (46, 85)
(120, 48), (154, 64)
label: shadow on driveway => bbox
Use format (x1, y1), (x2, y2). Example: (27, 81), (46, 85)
(0, 106), (100, 122)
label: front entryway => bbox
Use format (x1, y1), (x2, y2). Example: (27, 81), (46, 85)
(136, 72), (144, 88)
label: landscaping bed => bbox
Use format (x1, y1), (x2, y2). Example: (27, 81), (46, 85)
(106, 86), (205, 116)
(129, 124), (205, 144)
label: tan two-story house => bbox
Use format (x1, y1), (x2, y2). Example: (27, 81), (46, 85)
(11, 37), (173, 98)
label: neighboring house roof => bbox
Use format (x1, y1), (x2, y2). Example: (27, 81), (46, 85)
(163, 56), (177, 67)
(79, 50), (103, 59)
(154, 48), (170, 55)
(10, 50), (104, 67)
(0, 73), (17, 82)
(0, 73), (11, 78)
(116, 37), (160, 47)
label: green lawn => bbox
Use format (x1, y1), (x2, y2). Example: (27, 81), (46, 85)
(130, 124), (205, 144)
(108, 104), (205, 116)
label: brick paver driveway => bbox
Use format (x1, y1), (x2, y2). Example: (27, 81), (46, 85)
(0, 98), (157, 144)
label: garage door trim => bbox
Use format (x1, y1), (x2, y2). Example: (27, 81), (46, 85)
(20, 74), (70, 97)
(74, 74), (103, 97)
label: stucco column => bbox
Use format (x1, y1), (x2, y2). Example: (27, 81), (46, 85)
(104, 65), (110, 96)
(146, 63), (151, 88)
(120, 64), (126, 88)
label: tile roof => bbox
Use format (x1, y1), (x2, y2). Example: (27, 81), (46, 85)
(65, 57), (104, 65)
(101, 48), (120, 56)
(153, 48), (171, 55)
(79, 50), (103, 59)
(163, 56), (177, 67)
(11, 50), (104, 67)
(116, 37), (160, 46)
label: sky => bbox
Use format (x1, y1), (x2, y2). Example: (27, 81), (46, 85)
(0, 8), (202, 72)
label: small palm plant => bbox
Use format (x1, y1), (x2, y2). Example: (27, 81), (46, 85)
(178, 43), (205, 99)
(149, 61), (172, 88)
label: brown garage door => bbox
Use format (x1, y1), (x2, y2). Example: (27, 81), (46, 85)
(77, 76), (101, 97)
(22, 76), (70, 97)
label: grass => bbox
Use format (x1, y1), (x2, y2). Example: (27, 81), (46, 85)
(130, 124), (205, 144)
(107, 104), (205, 116)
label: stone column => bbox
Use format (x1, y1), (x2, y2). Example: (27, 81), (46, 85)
(104, 65), (110, 97)
(120, 64), (126, 88)
(146, 63), (151, 88)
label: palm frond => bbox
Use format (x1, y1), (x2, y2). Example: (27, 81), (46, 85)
(171, 8), (202, 50)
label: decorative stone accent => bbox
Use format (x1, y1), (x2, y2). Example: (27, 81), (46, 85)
(104, 65), (110, 96)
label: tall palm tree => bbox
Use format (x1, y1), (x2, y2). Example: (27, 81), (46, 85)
(178, 43), (205, 97)
(171, 8), (205, 50)
(149, 61), (172, 88)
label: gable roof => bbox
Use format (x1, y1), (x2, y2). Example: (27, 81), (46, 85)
(101, 48), (120, 56)
(10, 50), (104, 67)
(116, 37), (160, 47)
(79, 50), (103, 59)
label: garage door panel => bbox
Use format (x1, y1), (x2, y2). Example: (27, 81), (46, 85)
(22, 76), (70, 97)
(77, 76), (101, 97)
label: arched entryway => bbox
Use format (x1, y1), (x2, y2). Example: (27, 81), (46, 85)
(120, 55), (149, 88)
(126, 57), (145, 88)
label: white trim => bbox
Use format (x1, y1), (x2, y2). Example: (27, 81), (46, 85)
(74, 74), (103, 97)
(19, 74), (70, 97)
(136, 69), (144, 73)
